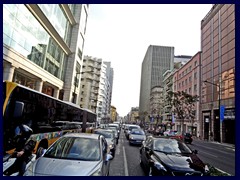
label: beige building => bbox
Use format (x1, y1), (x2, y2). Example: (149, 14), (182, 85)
(129, 107), (139, 124)
(111, 106), (117, 122)
(149, 86), (163, 124)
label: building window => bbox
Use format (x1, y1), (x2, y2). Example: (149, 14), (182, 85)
(194, 84), (197, 91)
(194, 72), (197, 79)
(189, 76), (192, 82)
(78, 48), (82, 60)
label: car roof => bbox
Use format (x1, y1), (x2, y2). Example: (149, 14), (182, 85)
(108, 123), (118, 126)
(63, 133), (101, 140)
(128, 124), (140, 127)
(148, 135), (180, 141)
(94, 129), (114, 132)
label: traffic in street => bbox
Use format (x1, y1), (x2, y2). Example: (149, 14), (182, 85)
(109, 125), (235, 176)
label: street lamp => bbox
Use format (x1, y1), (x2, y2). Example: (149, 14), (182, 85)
(204, 80), (222, 143)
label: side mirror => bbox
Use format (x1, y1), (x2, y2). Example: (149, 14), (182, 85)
(193, 149), (198, 154)
(36, 147), (47, 159)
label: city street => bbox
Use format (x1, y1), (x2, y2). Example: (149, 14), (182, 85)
(188, 139), (235, 176)
(109, 131), (235, 176)
(109, 130), (145, 176)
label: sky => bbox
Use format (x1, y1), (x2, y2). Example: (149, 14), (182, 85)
(83, 4), (213, 117)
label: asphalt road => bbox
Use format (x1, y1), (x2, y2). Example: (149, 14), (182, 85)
(187, 139), (235, 176)
(109, 130), (235, 176)
(109, 130), (145, 176)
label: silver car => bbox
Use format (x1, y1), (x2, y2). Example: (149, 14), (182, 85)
(24, 133), (113, 176)
(129, 129), (146, 145)
(94, 129), (117, 158)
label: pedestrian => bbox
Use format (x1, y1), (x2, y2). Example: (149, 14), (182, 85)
(4, 124), (36, 176)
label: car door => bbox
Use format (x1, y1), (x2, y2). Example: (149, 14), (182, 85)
(141, 137), (153, 168)
(101, 137), (109, 176)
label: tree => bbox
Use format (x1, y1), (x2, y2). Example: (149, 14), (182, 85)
(166, 91), (199, 134)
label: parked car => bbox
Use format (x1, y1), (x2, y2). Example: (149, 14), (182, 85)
(139, 136), (209, 176)
(167, 131), (183, 141)
(129, 129), (146, 145)
(125, 124), (141, 140)
(183, 133), (193, 144)
(24, 133), (113, 176)
(94, 129), (117, 157)
(108, 123), (120, 135)
(163, 129), (178, 136)
(105, 127), (119, 144)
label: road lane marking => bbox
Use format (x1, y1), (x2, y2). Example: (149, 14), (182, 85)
(215, 167), (232, 176)
(123, 146), (129, 176)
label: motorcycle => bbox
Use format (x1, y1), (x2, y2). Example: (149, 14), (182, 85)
(3, 152), (36, 176)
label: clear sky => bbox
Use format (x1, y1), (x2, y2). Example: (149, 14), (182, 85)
(84, 4), (213, 117)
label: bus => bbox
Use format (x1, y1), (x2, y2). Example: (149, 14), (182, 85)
(3, 81), (97, 157)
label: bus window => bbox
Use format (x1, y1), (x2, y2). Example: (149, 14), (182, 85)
(3, 81), (97, 156)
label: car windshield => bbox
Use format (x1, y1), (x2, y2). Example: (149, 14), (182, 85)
(129, 126), (139, 131)
(153, 138), (192, 154)
(44, 137), (100, 161)
(131, 129), (144, 135)
(94, 131), (113, 138)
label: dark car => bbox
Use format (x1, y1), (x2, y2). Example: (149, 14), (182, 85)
(129, 129), (146, 145)
(24, 133), (113, 176)
(125, 124), (141, 140)
(183, 133), (193, 144)
(139, 136), (209, 176)
(94, 129), (117, 158)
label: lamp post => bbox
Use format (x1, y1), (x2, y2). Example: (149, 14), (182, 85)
(204, 80), (222, 143)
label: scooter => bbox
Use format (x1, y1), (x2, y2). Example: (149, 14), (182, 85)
(3, 152), (36, 176)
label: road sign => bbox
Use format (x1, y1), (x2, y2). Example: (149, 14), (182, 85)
(220, 105), (225, 122)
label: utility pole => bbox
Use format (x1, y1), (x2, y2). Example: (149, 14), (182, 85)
(204, 80), (222, 143)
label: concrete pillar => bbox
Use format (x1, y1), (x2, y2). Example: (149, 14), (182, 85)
(36, 80), (43, 92)
(53, 88), (60, 99)
(3, 63), (15, 81)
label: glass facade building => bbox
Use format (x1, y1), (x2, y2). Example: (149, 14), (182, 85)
(3, 4), (89, 103)
(201, 4), (235, 144)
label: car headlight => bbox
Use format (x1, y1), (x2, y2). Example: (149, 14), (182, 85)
(90, 168), (102, 176)
(154, 162), (167, 172)
(129, 136), (134, 140)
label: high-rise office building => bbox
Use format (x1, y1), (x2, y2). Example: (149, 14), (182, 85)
(3, 4), (89, 104)
(139, 45), (174, 119)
